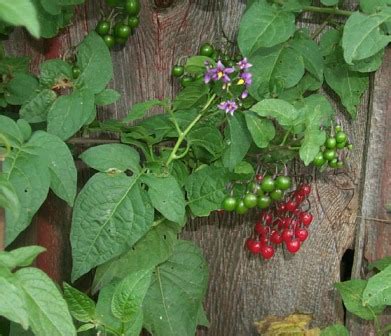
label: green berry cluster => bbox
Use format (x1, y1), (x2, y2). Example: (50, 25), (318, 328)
(171, 42), (242, 87)
(96, 0), (141, 49)
(312, 125), (352, 169)
(222, 175), (292, 215)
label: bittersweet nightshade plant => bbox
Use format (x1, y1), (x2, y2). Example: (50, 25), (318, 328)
(0, 0), (390, 335)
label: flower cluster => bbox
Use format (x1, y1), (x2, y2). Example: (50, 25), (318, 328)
(204, 58), (252, 116)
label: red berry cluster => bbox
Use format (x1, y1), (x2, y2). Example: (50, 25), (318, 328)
(245, 183), (313, 260)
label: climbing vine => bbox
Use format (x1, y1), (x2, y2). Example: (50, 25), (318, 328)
(0, 0), (390, 335)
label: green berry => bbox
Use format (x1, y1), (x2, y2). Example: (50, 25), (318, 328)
(335, 131), (348, 144)
(96, 20), (110, 36)
(329, 158), (339, 168)
(347, 144), (353, 150)
(114, 23), (131, 39)
(199, 43), (214, 57)
(222, 196), (237, 212)
(125, 0), (141, 15)
(275, 176), (292, 191)
(336, 161), (344, 168)
(102, 34), (115, 48)
(180, 75), (194, 87)
(335, 125), (342, 132)
(313, 152), (326, 167)
(236, 200), (248, 215)
(257, 195), (272, 209)
(172, 65), (184, 77)
(336, 141), (347, 149)
(128, 16), (140, 28)
(325, 137), (337, 149)
(71, 66), (81, 79)
(323, 149), (336, 161)
(270, 189), (284, 201)
(115, 36), (127, 45)
(247, 182), (260, 194)
(261, 176), (275, 193)
(243, 193), (258, 209)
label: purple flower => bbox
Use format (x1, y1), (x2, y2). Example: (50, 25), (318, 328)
(241, 90), (249, 99)
(218, 100), (238, 116)
(238, 72), (252, 86)
(237, 58), (252, 70)
(204, 61), (235, 84)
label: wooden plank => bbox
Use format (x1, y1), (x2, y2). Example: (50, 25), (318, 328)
(348, 47), (391, 334)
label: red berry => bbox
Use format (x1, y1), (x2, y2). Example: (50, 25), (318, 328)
(299, 184), (311, 197)
(285, 200), (298, 212)
(260, 212), (273, 225)
(295, 228), (309, 242)
(277, 203), (287, 212)
(246, 239), (262, 254)
(259, 235), (269, 246)
(256, 174), (264, 182)
(260, 245), (275, 260)
(286, 239), (301, 253)
(254, 221), (266, 235)
(300, 212), (313, 226)
(282, 217), (292, 228)
(294, 192), (305, 204)
(270, 231), (283, 244)
(282, 229), (294, 242)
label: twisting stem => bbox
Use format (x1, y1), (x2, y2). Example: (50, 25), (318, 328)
(303, 5), (353, 16)
(165, 94), (217, 166)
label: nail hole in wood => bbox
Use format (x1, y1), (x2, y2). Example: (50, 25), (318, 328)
(340, 248), (354, 282)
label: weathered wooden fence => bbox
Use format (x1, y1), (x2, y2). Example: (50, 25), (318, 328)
(4, 0), (391, 335)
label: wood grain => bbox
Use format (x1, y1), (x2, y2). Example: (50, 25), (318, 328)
(3, 1), (386, 335)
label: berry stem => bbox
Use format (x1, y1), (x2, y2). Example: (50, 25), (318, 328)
(166, 94), (217, 166)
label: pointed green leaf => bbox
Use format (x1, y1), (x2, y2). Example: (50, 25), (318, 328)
(363, 264), (391, 307)
(20, 89), (58, 123)
(123, 99), (168, 123)
(173, 83), (209, 110)
(0, 246), (46, 269)
(245, 112), (275, 148)
(63, 283), (96, 323)
(0, 115), (23, 147)
(368, 256), (391, 271)
(95, 89), (121, 106)
(300, 129), (326, 166)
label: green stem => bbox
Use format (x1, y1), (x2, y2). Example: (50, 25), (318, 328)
(165, 94), (217, 166)
(303, 5), (353, 16)
(168, 109), (183, 136)
(368, 306), (383, 336)
(279, 130), (291, 146)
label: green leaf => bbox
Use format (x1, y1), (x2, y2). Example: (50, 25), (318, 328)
(279, 74), (322, 103)
(363, 264), (391, 307)
(0, 174), (20, 217)
(245, 112), (275, 148)
(76, 32), (113, 93)
(321, 324), (349, 336)
(185, 166), (229, 216)
(197, 305), (209, 327)
(349, 49), (385, 73)
(360, 0), (391, 14)
(368, 256), (391, 271)
(222, 113), (252, 170)
(238, 0), (296, 56)
(143, 240), (208, 336)
(92, 221), (180, 293)
(274, 0), (311, 12)
(4, 143), (51, 245)
(300, 129), (326, 166)
(95, 89), (121, 106)
(290, 33), (324, 81)
(342, 10), (391, 64)
(63, 283), (96, 323)
(233, 161), (255, 180)
(71, 172), (154, 281)
(335, 279), (384, 320)
(251, 98), (298, 128)
(80, 144), (140, 173)
(188, 125), (224, 158)
(248, 44), (305, 100)
(184, 56), (215, 74)
(111, 269), (152, 322)
(15, 267), (76, 336)
(0, 0), (40, 37)
(9, 322), (34, 336)
(324, 60), (368, 118)
(39, 59), (72, 88)
(320, 0), (338, 5)
(123, 99), (168, 123)
(16, 119), (32, 142)
(77, 324), (95, 332)
(20, 89), (58, 123)
(0, 115), (23, 146)
(0, 246), (46, 269)
(320, 29), (342, 57)
(5, 73), (38, 105)
(0, 276), (29, 329)
(28, 131), (77, 206)
(297, 94), (335, 129)
(173, 83), (209, 110)
(142, 174), (186, 225)
(47, 88), (95, 140)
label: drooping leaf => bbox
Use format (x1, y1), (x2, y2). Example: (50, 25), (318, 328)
(15, 267), (76, 336)
(0, 0), (40, 37)
(368, 256), (391, 271)
(362, 264), (391, 307)
(245, 112), (275, 148)
(222, 113), (252, 170)
(142, 174), (186, 225)
(75, 32), (113, 93)
(185, 166), (229, 216)
(28, 131), (77, 206)
(0, 246), (46, 269)
(79, 144), (140, 173)
(173, 83), (209, 110)
(349, 49), (385, 73)
(20, 89), (58, 123)
(71, 172), (154, 281)
(143, 240), (208, 336)
(95, 89), (121, 106)
(238, 0), (296, 56)
(299, 129), (326, 166)
(63, 283), (96, 323)
(123, 99), (168, 123)
(111, 269), (152, 322)
(92, 221), (180, 293)
(342, 10), (391, 64)
(335, 279), (384, 320)
(47, 88), (95, 140)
